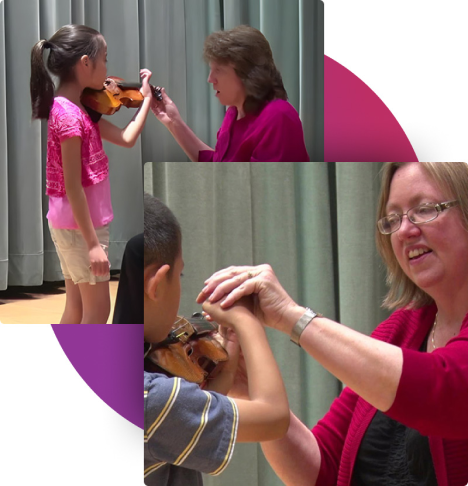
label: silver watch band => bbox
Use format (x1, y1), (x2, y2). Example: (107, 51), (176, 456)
(290, 308), (321, 347)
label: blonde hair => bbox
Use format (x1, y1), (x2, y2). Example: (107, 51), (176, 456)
(376, 162), (468, 310)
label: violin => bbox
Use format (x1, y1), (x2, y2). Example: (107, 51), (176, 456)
(145, 313), (228, 386)
(81, 76), (163, 122)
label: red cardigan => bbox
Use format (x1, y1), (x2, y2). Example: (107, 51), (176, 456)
(312, 304), (468, 486)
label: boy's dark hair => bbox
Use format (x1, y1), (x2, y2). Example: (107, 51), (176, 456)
(30, 24), (105, 119)
(144, 193), (182, 272)
(203, 25), (287, 114)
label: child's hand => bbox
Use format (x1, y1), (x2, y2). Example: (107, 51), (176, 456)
(88, 244), (109, 276)
(139, 68), (153, 98)
(202, 297), (256, 330)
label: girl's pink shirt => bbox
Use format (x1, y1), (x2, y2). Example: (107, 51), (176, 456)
(46, 97), (113, 229)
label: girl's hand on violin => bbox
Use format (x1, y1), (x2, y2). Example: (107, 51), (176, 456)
(139, 68), (153, 98)
(88, 244), (109, 276)
(150, 87), (181, 126)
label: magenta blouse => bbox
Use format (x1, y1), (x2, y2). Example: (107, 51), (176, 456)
(198, 99), (309, 162)
(46, 97), (113, 229)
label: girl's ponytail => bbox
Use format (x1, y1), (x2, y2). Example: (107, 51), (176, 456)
(30, 39), (56, 120)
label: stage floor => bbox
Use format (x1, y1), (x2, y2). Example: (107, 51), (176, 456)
(0, 276), (119, 324)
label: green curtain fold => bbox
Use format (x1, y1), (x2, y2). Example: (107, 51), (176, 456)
(0, 0), (322, 290)
(0, 0), (8, 290)
(150, 161), (390, 485)
(140, 0), (324, 162)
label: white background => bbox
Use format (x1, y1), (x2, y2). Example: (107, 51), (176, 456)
(0, 326), (142, 485)
(1, 2), (467, 486)
(325, 0), (468, 162)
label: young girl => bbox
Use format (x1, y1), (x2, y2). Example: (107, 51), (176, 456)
(30, 24), (152, 324)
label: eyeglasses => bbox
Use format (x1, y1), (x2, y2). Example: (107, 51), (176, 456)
(377, 200), (459, 235)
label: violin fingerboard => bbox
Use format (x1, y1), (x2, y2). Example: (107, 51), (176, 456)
(188, 318), (217, 336)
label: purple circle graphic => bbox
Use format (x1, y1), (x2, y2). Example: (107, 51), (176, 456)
(325, 55), (419, 162)
(52, 324), (143, 428)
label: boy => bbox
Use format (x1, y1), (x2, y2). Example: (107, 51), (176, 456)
(143, 193), (290, 485)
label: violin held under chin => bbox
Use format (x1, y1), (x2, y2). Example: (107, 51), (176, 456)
(81, 75), (163, 122)
(145, 313), (228, 386)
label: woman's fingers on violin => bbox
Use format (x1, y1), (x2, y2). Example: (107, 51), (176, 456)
(204, 265), (254, 286)
(218, 280), (258, 309)
(196, 266), (249, 303)
(196, 266), (256, 304)
(160, 87), (172, 102)
(206, 274), (258, 309)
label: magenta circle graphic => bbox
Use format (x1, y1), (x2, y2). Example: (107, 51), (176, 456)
(324, 55), (419, 162)
(52, 56), (418, 431)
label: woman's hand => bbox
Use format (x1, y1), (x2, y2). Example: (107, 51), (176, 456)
(88, 244), (109, 276)
(198, 264), (299, 333)
(150, 87), (181, 127)
(139, 68), (153, 98)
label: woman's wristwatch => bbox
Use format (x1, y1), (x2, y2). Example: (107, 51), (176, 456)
(290, 307), (322, 347)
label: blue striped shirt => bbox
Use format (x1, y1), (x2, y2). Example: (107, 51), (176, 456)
(144, 371), (238, 486)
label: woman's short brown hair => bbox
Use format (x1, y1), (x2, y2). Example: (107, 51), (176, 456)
(376, 162), (468, 310)
(203, 25), (287, 113)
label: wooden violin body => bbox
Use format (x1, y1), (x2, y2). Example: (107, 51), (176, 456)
(81, 76), (162, 120)
(145, 314), (228, 385)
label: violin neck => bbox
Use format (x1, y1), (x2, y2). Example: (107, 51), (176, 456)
(117, 82), (162, 100)
(188, 317), (217, 336)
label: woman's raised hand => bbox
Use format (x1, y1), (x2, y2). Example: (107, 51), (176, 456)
(197, 264), (298, 333)
(150, 87), (181, 126)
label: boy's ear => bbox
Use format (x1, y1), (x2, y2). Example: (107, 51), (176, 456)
(144, 264), (171, 302)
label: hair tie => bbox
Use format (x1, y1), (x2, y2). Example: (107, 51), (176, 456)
(43, 40), (52, 49)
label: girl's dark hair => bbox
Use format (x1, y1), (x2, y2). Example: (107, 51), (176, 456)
(203, 25), (287, 114)
(144, 193), (182, 275)
(30, 24), (105, 119)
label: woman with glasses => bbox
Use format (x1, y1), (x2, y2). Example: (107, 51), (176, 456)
(198, 162), (468, 486)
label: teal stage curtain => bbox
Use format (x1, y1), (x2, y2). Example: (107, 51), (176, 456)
(0, 0), (323, 291)
(140, 0), (324, 162)
(149, 162), (390, 486)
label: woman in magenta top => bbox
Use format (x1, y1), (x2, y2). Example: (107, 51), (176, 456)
(151, 25), (309, 162)
(199, 162), (468, 486)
